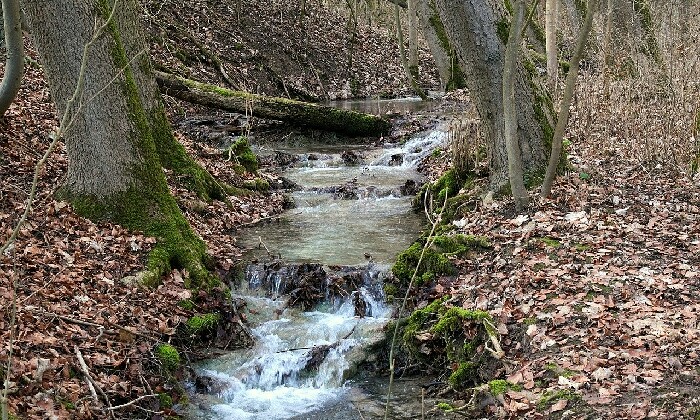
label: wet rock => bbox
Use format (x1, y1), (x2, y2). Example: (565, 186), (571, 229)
(341, 150), (364, 165)
(388, 153), (403, 166)
(268, 176), (301, 191)
(259, 151), (298, 168)
(399, 179), (418, 196)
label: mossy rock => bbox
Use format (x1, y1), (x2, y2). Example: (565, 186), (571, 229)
(400, 299), (499, 390)
(186, 313), (220, 335)
(226, 137), (259, 173)
(155, 343), (181, 371)
(391, 234), (489, 286)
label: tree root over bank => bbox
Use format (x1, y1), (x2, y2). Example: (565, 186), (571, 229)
(155, 71), (391, 137)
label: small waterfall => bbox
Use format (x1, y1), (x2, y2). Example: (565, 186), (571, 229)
(189, 115), (447, 419)
(370, 129), (448, 168)
(192, 265), (391, 420)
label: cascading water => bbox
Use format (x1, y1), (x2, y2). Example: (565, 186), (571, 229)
(186, 122), (448, 419)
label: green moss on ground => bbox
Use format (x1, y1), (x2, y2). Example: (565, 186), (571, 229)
(488, 379), (521, 395)
(186, 313), (221, 334)
(392, 234), (489, 286)
(536, 389), (580, 411)
(227, 137), (259, 173)
(155, 343), (181, 371)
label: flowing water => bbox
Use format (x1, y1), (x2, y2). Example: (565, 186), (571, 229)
(186, 119), (448, 419)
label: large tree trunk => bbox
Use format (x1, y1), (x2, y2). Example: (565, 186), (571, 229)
(433, 0), (552, 187)
(415, 0), (466, 91)
(155, 71), (391, 136)
(22, 0), (218, 287)
(0, 0), (23, 115)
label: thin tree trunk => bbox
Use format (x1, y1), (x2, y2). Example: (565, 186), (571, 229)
(394, 4), (428, 100)
(503, 0), (529, 210)
(407, 0), (419, 77)
(541, 0), (597, 197)
(0, 0), (24, 115)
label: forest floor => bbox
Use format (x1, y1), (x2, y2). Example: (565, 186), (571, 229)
(412, 111), (700, 418)
(2, 0), (699, 419)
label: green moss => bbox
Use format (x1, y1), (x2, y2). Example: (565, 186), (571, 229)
(449, 362), (477, 389)
(488, 379), (521, 395)
(383, 283), (397, 298)
(437, 402), (455, 412)
(177, 299), (196, 310)
(227, 137), (259, 173)
(496, 16), (510, 44)
(186, 313), (220, 334)
(631, 0), (660, 62)
(243, 178), (270, 191)
(155, 344), (181, 371)
(538, 237), (561, 248)
(427, 6), (467, 90)
(392, 242), (453, 286)
(545, 362), (577, 378)
(573, 243), (590, 252)
(432, 308), (492, 336)
(392, 234), (488, 287)
(523, 317), (537, 325)
(537, 389), (580, 411)
(158, 393), (173, 408)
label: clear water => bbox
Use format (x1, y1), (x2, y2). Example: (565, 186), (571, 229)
(187, 126), (447, 419)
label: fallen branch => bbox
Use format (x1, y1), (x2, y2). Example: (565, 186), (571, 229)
(155, 71), (391, 136)
(106, 394), (158, 411)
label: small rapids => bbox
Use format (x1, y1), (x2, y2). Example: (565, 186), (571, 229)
(186, 122), (448, 419)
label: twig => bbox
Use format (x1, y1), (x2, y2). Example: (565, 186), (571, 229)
(384, 188), (448, 420)
(74, 346), (116, 418)
(74, 346), (99, 403)
(106, 394), (158, 411)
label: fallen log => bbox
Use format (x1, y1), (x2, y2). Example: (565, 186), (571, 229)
(155, 71), (391, 137)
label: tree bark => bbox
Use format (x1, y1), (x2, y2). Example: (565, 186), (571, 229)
(433, 0), (552, 187)
(155, 71), (391, 136)
(394, 4), (428, 100)
(415, 0), (466, 91)
(407, 0), (419, 76)
(22, 0), (218, 287)
(545, 0), (559, 89)
(504, 0), (529, 210)
(0, 0), (23, 115)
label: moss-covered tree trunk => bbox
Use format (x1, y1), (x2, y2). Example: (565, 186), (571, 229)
(22, 0), (218, 287)
(433, 0), (553, 187)
(415, 0), (467, 91)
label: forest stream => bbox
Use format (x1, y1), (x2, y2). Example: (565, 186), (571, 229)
(185, 99), (448, 419)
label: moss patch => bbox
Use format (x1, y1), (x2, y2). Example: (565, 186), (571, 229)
(391, 234), (488, 286)
(401, 299), (499, 390)
(186, 313), (221, 334)
(155, 343), (181, 371)
(227, 137), (259, 173)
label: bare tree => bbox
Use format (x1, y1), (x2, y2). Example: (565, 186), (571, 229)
(545, 0), (559, 91)
(407, 0), (419, 77)
(395, 3), (428, 99)
(541, 0), (597, 197)
(0, 0), (23, 115)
